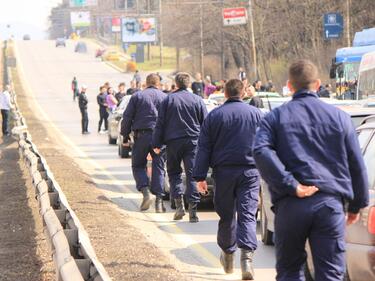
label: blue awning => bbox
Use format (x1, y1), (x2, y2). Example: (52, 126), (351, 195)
(336, 44), (375, 63)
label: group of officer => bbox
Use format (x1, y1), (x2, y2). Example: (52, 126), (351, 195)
(119, 61), (368, 281)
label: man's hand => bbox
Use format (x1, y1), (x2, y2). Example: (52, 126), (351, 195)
(197, 181), (208, 195)
(153, 148), (161, 155)
(346, 212), (360, 226)
(296, 184), (319, 198)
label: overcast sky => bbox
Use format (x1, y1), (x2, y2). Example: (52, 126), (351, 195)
(0, 0), (62, 39)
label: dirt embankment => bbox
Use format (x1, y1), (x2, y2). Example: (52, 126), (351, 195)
(12, 68), (188, 280)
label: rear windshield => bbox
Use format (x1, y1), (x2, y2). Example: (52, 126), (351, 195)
(362, 131), (375, 189)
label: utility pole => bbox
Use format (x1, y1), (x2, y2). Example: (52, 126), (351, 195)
(199, 1), (204, 77)
(346, 0), (351, 47)
(220, 0), (225, 79)
(159, 0), (163, 67)
(248, 0), (257, 79)
(147, 0), (151, 61)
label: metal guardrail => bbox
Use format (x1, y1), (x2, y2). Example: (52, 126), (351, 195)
(4, 41), (112, 281)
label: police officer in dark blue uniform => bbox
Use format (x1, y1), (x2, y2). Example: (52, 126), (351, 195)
(153, 72), (207, 223)
(121, 74), (167, 213)
(193, 79), (263, 280)
(253, 60), (369, 281)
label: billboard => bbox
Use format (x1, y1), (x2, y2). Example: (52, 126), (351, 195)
(70, 0), (98, 7)
(223, 7), (248, 26)
(71, 11), (91, 28)
(121, 18), (157, 43)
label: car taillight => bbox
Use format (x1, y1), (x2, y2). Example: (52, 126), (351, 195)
(368, 207), (375, 235)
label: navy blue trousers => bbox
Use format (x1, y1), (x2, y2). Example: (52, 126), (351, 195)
(166, 138), (200, 203)
(213, 167), (260, 254)
(274, 193), (346, 281)
(132, 131), (166, 197)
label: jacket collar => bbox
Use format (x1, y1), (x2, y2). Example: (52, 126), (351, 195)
(225, 97), (243, 103)
(292, 89), (319, 100)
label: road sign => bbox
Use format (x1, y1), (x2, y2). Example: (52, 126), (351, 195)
(223, 7), (248, 26)
(324, 13), (344, 40)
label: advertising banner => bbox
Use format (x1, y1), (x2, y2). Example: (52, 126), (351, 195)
(71, 11), (91, 28)
(121, 18), (157, 43)
(223, 7), (248, 26)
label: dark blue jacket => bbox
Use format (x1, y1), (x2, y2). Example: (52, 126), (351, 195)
(121, 87), (167, 137)
(253, 90), (369, 213)
(153, 89), (207, 148)
(193, 99), (263, 181)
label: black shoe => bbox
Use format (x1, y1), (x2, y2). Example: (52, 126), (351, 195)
(188, 202), (199, 223)
(240, 249), (255, 280)
(140, 187), (152, 211)
(83, 131), (90, 135)
(155, 196), (166, 213)
(173, 196), (185, 220)
(220, 251), (234, 274)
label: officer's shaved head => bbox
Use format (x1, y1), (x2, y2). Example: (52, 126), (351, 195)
(146, 73), (160, 87)
(175, 72), (191, 89)
(225, 79), (244, 99)
(288, 60), (319, 92)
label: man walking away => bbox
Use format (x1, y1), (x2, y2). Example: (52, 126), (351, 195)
(97, 86), (108, 133)
(121, 74), (167, 213)
(71, 77), (79, 101)
(191, 73), (205, 98)
(253, 60), (369, 281)
(0, 85), (13, 137)
(78, 85), (89, 134)
(193, 79), (263, 280)
(153, 73), (207, 223)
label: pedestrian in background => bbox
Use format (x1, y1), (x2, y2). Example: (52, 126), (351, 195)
(78, 85), (89, 134)
(71, 77), (79, 101)
(253, 60), (369, 281)
(191, 73), (205, 98)
(115, 82), (126, 103)
(204, 76), (216, 97)
(133, 70), (141, 84)
(193, 79), (263, 280)
(106, 87), (118, 112)
(238, 67), (247, 81)
(0, 85), (13, 137)
(126, 80), (138, 96)
(121, 74), (167, 212)
(246, 85), (264, 108)
(97, 86), (108, 133)
(153, 72), (207, 223)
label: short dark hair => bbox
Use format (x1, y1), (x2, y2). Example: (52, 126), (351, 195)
(175, 72), (190, 89)
(289, 59), (319, 91)
(146, 73), (160, 87)
(119, 82), (125, 87)
(225, 79), (244, 98)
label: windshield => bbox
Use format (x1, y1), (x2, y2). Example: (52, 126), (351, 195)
(358, 68), (375, 100)
(339, 62), (360, 82)
(362, 131), (375, 189)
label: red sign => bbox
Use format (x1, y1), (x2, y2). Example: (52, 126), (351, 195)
(112, 17), (121, 32)
(223, 7), (247, 26)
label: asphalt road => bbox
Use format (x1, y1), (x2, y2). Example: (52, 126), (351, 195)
(15, 40), (276, 281)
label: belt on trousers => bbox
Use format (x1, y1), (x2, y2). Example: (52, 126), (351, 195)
(134, 129), (153, 137)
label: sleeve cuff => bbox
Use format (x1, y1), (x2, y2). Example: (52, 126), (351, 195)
(348, 205), (361, 214)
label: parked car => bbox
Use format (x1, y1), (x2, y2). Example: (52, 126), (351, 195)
(208, 93), (226, 106)
(108, 96), (131, 145)
(75, 42), (87, 53)
(55, 38), (66, 47)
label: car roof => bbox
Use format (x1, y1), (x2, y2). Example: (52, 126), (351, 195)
(357, 115), (375, 130)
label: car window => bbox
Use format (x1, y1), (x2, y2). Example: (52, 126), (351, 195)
(363, 133), (375, 189)
(358, 129), (374, 150)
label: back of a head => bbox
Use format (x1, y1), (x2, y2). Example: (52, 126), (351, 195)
(146, 73), (160, 88)
(225, 79), (244, 99)
(175, 72), (190, 89)
(289, 59), (319, 92)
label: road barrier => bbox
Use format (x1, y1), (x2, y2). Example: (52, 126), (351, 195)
(3, 41), (112, 281)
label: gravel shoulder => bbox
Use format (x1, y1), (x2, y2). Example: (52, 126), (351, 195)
(12, 67), (188, 280)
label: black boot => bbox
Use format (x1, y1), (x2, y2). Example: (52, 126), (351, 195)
(220, 251), (234, 274)
(188, 202), (199, 223)
(140, 187), (152, 211)
(155, 196), (166, 213)
(173, 196), (185, 220)
(240, 249), (255, 280)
